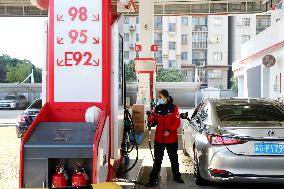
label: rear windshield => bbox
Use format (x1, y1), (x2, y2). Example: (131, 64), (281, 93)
(216, 103), (284, 122)
(4, 96), (17, 100)
(29, 99), (42, 109)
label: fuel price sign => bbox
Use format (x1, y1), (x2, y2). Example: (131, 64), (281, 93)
(52, 0), (103, 102)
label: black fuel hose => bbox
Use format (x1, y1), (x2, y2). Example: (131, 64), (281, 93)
(117, 108), (139, 177)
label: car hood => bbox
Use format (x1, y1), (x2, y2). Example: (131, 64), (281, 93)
(0, 100), (14, 103)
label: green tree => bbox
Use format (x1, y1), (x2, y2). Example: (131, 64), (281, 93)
(0, 54), (42, 83)
(6, 62), (33, 83)
(124, 60), (185, 82)
(231, 76), (238, 93)
(157, 68), (185, 82)
(125, 60), (137, 82)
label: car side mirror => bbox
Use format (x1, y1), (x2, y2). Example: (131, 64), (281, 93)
(180, 112), (191, 122)
(180, 112), (189, 120)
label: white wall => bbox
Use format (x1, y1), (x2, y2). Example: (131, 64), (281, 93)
(231, 14), (256, 62)
(207, 15), (228, 66)
(234, 17), (284, 99)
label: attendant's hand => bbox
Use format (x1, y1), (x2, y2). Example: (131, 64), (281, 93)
(164, 131), (170, 137)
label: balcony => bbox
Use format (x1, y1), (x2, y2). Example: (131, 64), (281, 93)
(192, 25), (208, 32)
(192, 42), (207, 49)
(192, 59), (207, 66)
(256, 26), (269, 34)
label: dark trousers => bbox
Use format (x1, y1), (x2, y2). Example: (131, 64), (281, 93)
(149, 142), (181, 182)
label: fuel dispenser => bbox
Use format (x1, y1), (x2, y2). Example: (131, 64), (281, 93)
(20, 0), (112, 187)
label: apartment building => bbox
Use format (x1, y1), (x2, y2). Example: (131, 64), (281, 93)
(122, 13), (271, 89)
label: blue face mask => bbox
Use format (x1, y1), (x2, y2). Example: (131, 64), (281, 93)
(156, 98), (165, 105)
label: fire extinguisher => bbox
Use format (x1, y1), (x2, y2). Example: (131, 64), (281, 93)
(72, 167), (89, 186)
(52, 166), (68, 188)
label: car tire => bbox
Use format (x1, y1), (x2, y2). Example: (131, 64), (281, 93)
(15, 103), (19, 110)
(193, 150), (208, 186)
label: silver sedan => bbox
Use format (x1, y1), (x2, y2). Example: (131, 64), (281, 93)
(181, 98), (284, 185)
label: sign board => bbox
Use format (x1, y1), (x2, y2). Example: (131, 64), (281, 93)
(151, 44), (158, 52)
(135, 44), (142, 52)
(263, 55), (276, 67)
(134, 58), (156, 73)
(52, 0), (103, 102)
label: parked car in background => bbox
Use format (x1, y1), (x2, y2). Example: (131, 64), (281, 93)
(16, 98), (42, 138)
(181, 98), (284, 185)
(0, 94), (29, 109)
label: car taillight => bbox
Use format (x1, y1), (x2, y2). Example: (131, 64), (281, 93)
(17, 114), (25, 123)
(207, 134), (246, 145)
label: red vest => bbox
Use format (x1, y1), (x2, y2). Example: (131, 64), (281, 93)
(150, 104), (181, 143)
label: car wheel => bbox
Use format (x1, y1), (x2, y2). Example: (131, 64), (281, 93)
(193, 150), (208, 186)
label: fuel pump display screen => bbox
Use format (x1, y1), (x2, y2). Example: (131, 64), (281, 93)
(52, 0), (102, 102)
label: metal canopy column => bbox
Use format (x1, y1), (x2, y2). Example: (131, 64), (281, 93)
(139, 0), (154, 58)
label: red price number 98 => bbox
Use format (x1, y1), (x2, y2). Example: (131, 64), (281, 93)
(69, 7), (88, 21)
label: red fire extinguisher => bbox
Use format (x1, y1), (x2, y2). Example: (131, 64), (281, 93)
(52, 166), (68, 188)
(72, 167), (89, 186)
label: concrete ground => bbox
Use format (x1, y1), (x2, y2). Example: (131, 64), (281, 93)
(0, 109), (284, 188)
(134, 109), (284, 189)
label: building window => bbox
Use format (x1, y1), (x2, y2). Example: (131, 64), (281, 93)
(181, 17), (188, 26)
(215, 35), (222, 43)
(169, 60), (175, 68)
(213, 52), (222, 61)
(242, 17), (251, 26)
(192, 51), (207, 65)
(169, 23), (176, 32)
(192, 17), (208, 31)
(154, 32), (162, 46)
(136, 33), (139, 42)
(154, 51), (162, 63)
(214, 17), (223, 26)
(181, 69), (188, 78)
(136, 16), (139, 24)
(192, 32), (208, 49)
(124, 16), (129, 24)
(181, 52), (188, 61)
(181, 35), (188, 43)
(124, 51), (129, 59)
(241, 35), (250, 44)
(154, 16), (163, 29)
(124, 33), (129, 42)
(169, 42), (176, 50)
(256, 17), (271, 34)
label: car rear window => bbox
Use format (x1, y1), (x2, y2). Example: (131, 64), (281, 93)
(4, 96), (17, 100)
(29, 99), (42, 109)
(216, 103), (284, 122)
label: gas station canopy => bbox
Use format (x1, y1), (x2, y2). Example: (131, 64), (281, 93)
(0, 0), (281, 16)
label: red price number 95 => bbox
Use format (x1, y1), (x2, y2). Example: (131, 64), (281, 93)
(69, 30), (88, 44)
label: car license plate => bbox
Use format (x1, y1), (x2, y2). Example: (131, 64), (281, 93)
(254, 143), (284, 154)
(0, 104), (8, 107)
